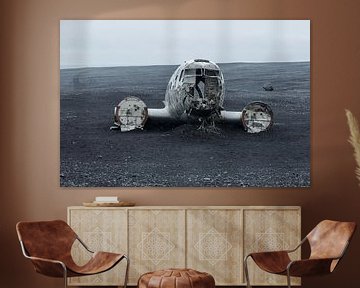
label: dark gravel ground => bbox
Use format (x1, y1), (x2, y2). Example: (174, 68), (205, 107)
(60, 62), (310, 187)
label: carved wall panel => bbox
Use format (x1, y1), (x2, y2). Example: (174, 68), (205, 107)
(128, 209), (186, 284)
(187, 209), (243, 285)
(243, 208), (301, 285)
(67, 208), (127, 285)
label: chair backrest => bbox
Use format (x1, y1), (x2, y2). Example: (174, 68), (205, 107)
(16, 220), (77, 261)
(307, 220), (356, 261)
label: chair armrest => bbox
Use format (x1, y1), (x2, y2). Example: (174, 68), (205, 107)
(247, 250), (290, 258)
(25, 255), (65, 265)
(25, 255), (67, 278)
(287, 258), (336, 277)
(76, 236), (94, 253)
(245, 237), (305, 259)
(286, 237), (307, 253)
(19, 240), (67, 277)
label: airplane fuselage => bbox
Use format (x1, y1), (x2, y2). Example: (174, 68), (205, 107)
(164, 59), (225, 122)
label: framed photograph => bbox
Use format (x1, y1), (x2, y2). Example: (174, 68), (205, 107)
(60, 20), (310, 187)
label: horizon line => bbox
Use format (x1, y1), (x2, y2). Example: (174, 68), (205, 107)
(60, 60), (310, 70)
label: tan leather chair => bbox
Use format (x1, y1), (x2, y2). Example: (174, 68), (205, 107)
(16, 220), (129, 288)
(244, 220), (356, 288)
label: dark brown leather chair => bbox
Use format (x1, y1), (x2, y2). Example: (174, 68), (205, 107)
(244, 220), (356, 288)
(16, 220), (129, 288)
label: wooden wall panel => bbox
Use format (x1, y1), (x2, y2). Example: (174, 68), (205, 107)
(128, 209), (186, 284)
(67, 208), (128, 285)
(187, 209), (243, 285)
(243, 208), (301, 285)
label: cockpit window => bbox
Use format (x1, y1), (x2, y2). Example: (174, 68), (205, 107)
(205, 69), (220, 76)
(184, 69), (203, 76)
(184, 68), (220, 77)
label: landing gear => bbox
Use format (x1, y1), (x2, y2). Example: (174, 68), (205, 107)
(196, 113), (221, 135)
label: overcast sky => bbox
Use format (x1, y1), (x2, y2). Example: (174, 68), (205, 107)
(60, 20), (310, 69)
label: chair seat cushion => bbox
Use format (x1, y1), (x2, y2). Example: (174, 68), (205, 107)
(138, 268), (215, 288)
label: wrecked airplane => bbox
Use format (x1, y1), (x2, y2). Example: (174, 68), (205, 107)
(111, 59), (273, 133)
